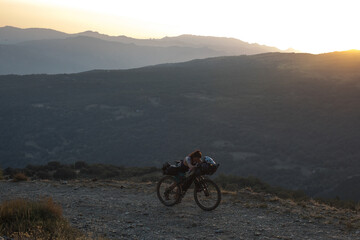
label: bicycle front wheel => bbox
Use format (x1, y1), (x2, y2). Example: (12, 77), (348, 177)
(156, 176), (181, 207)
(194, 178), (221, 211)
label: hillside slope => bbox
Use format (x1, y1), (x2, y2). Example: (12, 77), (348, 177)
(0, 51), (360, 200)
(0, 180), (358, 239)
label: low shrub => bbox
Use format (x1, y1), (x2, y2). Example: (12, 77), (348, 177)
(215, 174), (269, 191)
(47, 161), (62, 171)
(79, 164), (123, 179)
(13, 172), (28, 182)
(315, 197), (360, 211)
(6, 162), (161, 182)
(80, 164), (111, 177)
(53, 168), (77, 180)
(37, 170), (52, 180)
(215, 174), (308, 202)
(0, 198), (81, 239)
(0, 167), (3, 180)
(3, 167), (16, 178)
(74, 161), (88, 170)
(140, 171), (162, 182)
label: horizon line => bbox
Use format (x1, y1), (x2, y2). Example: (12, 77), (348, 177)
(2, 25), (360, 54)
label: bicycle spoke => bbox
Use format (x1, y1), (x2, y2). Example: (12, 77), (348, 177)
(157, 176), (181, 206)
(194, 179), (221, 211)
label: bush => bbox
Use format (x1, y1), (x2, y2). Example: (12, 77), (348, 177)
(140, 171), (162, 182)
(0, 167), (3, 180)
(13, 172), (28, 182)
(315, 197), (360, 211)
(215, 174), (267, 190)
(3, 167), (16, 178)
(80, 164), (104, 176)
(80, 164), (121, 179)
(215, 174), (308, 202)
(47, 161), (62, 170)
(74, 161), (88, 170)
(36, 170), (52, 180)
(53, 168), (76, 180)
(0, 198), (81, 239)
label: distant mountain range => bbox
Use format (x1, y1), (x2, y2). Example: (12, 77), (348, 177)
(0, 26), (296, 75)
(1, 50), (360, 201)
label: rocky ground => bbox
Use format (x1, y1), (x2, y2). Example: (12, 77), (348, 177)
(0, 179), (359, 240)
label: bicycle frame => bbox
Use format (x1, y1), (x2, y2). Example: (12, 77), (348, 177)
(157, 174), (221, 210)
(180, 175), (206, 195)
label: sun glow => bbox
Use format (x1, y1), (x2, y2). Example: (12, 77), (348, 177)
(1, 0), (359, 53)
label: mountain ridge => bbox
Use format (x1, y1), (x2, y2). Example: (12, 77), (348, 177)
(0, 26), (298, 74)
(0, 26), (286, 51)
(0, 34), (222, 74)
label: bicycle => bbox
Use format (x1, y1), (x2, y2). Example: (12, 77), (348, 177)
(157, 160), (221, 211)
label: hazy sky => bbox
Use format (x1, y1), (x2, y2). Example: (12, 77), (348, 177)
(1, 0), (359, 53)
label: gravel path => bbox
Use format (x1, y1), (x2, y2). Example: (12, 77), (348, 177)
(0, 180), (359, 240)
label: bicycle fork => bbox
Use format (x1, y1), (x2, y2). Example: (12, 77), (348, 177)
(195, 177), (210, 196)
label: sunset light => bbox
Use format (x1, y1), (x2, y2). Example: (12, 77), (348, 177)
(2, 0), (360, 237)
(1, 0), (360, 53)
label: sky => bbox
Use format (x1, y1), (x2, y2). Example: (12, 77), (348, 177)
(1, 0), (359, 53)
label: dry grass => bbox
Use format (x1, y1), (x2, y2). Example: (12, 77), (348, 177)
(226, 186), (360, 230)
(12, 172), (28, 182)
(0, 197), (83, 239)
(221, 190), (238, 196)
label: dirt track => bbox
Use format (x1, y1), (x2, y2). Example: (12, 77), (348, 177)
(1, 180), (359, 239)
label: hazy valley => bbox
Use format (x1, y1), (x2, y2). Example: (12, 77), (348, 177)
(1, 50), (360, 202)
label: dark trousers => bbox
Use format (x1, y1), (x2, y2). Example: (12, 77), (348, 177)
(181, 167), (202, 192)
(174, 161), (189, 183)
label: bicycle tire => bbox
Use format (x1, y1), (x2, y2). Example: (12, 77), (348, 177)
(194, 178), (221, 211)
(156, 176), (181, 207)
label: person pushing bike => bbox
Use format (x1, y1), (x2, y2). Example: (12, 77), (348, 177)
(159, 150), (221, 210)
(181, 150), (203, 191)
(165, 150), (203, 200)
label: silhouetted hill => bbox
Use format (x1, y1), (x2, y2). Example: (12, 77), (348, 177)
(0, 26), (287, 53)
(0, 26), (68, 44)
(1, 51), (360, 201)
(158, 34), (283, 54)
(0, 36), (221, 74)
(0, 26), (293, 74)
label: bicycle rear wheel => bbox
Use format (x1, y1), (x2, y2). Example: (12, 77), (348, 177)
(194, 178), (221, 211)
(157, 176), (181, 206)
